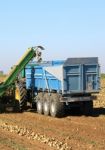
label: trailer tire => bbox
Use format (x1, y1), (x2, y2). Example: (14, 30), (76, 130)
(36, 93), (43, 114)
(43, 94), (50, 116)
(80, 101), (93, 116)
(15, 82), (27, 111)
(50, 94), (64, 117)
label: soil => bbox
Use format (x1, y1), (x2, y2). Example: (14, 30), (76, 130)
(0, 76), (6, 83)
(0, 78), (105, 150)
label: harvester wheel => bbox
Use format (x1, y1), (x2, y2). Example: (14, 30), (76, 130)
(15, 82), (27, 111)
(43, 94), (50, 116)
(36, 93), (43, 114)
(50, 93), (64, 117)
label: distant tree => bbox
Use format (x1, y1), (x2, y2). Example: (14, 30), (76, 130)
(101, 73), (105, 79)
(0, 71), (3, 76)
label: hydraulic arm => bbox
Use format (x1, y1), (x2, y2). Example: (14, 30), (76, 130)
(0, 46), (44, 97)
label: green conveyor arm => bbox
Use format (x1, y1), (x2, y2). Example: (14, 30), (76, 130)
(0, 46), (44, 97)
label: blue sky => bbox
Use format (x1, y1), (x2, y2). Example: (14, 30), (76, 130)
(0, 0), (105, 73)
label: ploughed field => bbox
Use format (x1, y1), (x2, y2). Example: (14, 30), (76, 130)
(0, 77), (105, 150)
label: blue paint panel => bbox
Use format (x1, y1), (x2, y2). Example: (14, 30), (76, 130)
(83, 65), (99, 91)
(25, 68), (31, 89)
(25, 59), (100, 94)
(47, 79), (61, 90)
(65, 65), (81, 92)
(67, 75), (80, 91)
(66, 66), (80, 74)
(25, 64), (62, 92)
(35, 78), (45, 89)
(85, 65), (97, 72)
(26, 79), (31, 89)
(65, 64), (99, 93)
(34, 67), (43, 74)
(52, 60), (65, 65)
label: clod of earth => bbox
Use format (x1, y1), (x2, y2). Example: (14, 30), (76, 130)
(0, 121), (70, 150)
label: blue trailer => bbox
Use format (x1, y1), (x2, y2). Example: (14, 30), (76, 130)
(24, 57), (100, 117)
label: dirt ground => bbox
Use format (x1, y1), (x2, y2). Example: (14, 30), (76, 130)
(0, 78), (105, 150)
(0, 76), (6, 83)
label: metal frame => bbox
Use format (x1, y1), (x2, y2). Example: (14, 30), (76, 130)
(0, 46), (44, 97)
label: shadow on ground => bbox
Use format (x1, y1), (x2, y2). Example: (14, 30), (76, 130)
(27, 107), (105, 118)
(1, 104), (105, 118)
(64, 107), (105, 117)
(92, 107), (105, 117)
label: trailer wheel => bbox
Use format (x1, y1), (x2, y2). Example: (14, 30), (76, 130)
(15, 82), (27, 111)
(43, 94), (50, 116)
(80, 101), (93, 116)
(50, 94), (64, 117)
(36, 93), (43, 114)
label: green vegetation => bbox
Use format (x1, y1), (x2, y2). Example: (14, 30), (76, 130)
(0, 74), (6, 77)
(0, 71), (6, 77)
(101, 73), (105, 79)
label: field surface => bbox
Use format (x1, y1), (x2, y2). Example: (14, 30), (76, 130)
(0, 77), (105, 150)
